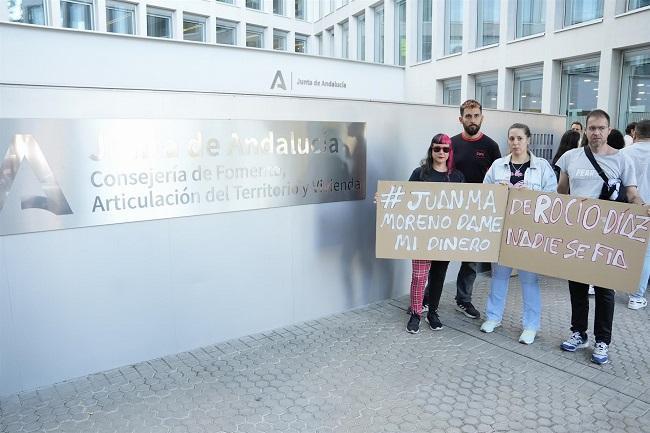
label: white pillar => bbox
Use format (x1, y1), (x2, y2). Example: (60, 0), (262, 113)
(598, 48), (621, 119)
(136, 3), (147, 36)
(498, 66), (513, 110)
(288, 30), (296, 52)
(96, 0), (106, 32)
(50, 0), (62, 28)
(542, 59), (561, 115)
(206, 16), (215, 43)
(174, 9), (184, 40)
(238, 21), (247, 48)
(463, 74), (474, 102)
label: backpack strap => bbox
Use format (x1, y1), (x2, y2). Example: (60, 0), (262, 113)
(583, 146), (610, 184)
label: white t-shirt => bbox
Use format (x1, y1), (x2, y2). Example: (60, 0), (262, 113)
(621, 141), (650, 203)
(556, 147), (637, 199)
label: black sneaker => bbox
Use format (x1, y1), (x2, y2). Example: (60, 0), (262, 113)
(406, 313), (421, 334)
(426, 310), (443, 331)
(456, 302), (480, 319)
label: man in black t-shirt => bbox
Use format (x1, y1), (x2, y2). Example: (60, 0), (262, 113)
(426, 99), (501, 319)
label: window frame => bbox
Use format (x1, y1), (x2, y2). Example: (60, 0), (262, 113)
(106, 0), (136, 35)
(513, 66), (543, 112)
(216, 19), (238, 45)
(60, 0), (95, 30)
(246, 24), (265, 48)
(183, 13), (207, 42)
(146, 7), (173, 38)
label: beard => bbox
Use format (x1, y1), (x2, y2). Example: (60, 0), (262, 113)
(463, 123), (481, 136)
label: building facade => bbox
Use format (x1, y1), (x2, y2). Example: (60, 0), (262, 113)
(3, 0), (649, 129)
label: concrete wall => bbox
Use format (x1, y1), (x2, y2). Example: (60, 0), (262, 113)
(0, 22), (565, 396)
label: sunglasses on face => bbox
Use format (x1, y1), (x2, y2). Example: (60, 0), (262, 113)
(432, 146), (450, 153)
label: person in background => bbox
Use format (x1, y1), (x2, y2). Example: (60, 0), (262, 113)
(556, 109), (644, 365)
(621, 119), (650, 310)
(551, 130), (581, 181)
(441, 99), (501, 320)
(480, 123), (557, 344)
(624, 122), (637, 147)
(570, 121), (583, 134)
(607, 129), (626, 150)
(376, 134), (464, 334)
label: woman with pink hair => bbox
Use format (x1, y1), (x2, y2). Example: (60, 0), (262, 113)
(405, 134), (465, 334)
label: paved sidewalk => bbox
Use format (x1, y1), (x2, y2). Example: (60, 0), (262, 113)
(1, 275), (649, 433)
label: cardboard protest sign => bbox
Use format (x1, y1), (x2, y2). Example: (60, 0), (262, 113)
(499, 189), (650, 293)
(376, 181), (508, 261)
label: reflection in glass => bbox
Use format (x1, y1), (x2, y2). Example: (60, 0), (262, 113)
(563, 0), (603, 27)
(106, 2), (135, 35)
(516, 0), (545, 38)
(445, 0), (462, 54)
(417, 0), (432, 61)
(560, 58), (599, 128)
(8, 0), (46, 24)
(477, 0), (499, 47)
(61, 0), (93, 30)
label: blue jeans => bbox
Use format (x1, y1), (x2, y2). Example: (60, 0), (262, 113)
(634, 242), (650, 298)
(486, 263), (541, 330)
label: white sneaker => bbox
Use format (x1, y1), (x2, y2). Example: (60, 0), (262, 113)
(480, 320), (501, 333)
(519, 329), (536, 345)
(628, 296), (648, 310)
(588, 285), (595, 295)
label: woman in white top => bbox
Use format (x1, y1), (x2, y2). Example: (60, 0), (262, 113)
(480, 123), (557, 344)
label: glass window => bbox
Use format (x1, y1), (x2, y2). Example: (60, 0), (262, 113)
(417, 0), (432, 62)
(514, 66), (543, 112)
(374, 4), (384, 63)
(618, 48), (650, 128)
(475, 73), (498, 109)
(183, 15), (206, 42)
(341, 20), (349, 59)
(516, 0), (545, 38)
(477, 0), (499, 47)
(443, 78), (461, 105)
(106, 1), (135, 35)
(216, 0), (234, 3)
(329, 0), (335, 13)
(295, 0), (306, 20)
(273, 29), (287, 50)
(246, 0), (262, 10)
(563, 0), (603, 27)
(560, 58), (599, 128)
(61, 0), (94, 30)
(627, 0), (650, 10)
(357, 14), (365, 61)
(395, 0), (406, 65)
(147, 8), (172, 38)
(8, 0), (46, 25)
(444, 0), (462, 55)
(246, 25), (264, 48)
(295, 34), (308, 53)
(273, 0), (284, 15)
(216, 20), (237, 45)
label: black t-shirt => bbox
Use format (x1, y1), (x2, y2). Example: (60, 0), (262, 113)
(509, 161), (531, 187)
(409, 166), (465, 183)
(451, 132), (501, 183)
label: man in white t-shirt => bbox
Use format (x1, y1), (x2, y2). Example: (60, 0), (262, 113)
(621, 119), (650, 310)
(555, 109), (645, 365)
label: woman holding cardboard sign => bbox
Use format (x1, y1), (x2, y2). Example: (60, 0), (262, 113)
(481, 123), (557, 344)
(405, 133), (465, 334)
